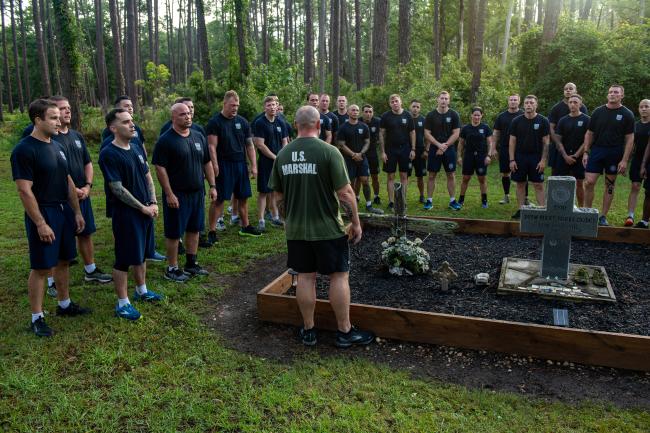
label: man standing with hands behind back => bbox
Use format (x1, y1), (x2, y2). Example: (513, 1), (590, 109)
(270, 105), (375, 348)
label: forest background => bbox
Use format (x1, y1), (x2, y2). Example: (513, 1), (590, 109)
(0, 0), (648, 140)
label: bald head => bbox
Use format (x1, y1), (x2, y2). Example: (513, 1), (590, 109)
(563, 82), (578, 99)
(171, 102), (192, 131)
(639, 99), (650, 120)
(295, 105), (321, 137)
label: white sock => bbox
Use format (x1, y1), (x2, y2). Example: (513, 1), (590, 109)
(366, 201), (372, 207)
(58, 298), (71, 309)
(31, 312), (44, 323)
(259, 219), (265, 224)
(47, 277), (55, 287)
(118, 298), (130, 308)
(273, 213), (279, 219)
(167, 265), (178, 272)
(218, 217), (224, 223)
(628, 212), (634, 219)
(450, 197), (456, 203)
(427, 197), (432, 202)
(84, 263), (96, 273)
(136, 284), (148, 295)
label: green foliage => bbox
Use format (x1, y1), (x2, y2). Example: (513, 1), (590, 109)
(176, 70), (225, 125)
(136, 62), (172, 109)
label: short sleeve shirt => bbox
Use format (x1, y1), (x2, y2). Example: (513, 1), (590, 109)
(633, 121), (650, 161)
(269, 137), (349, 241)
(102, 124), (146, 149)
(335, 112), (349, 126)
(160, 120), (206, 137)
(53, 129), (92, 188)
(251, 114), (288, 156)
(510, 114), (550, 155)
(318, 112), (333, 141)
(364, 117), (381, 152)
(152, 128), (210, 192)
(98, 143), (152, 212)
(493, 109), (524, 149)
(587, 105), (635, 148)
(556, 113), (590, 155)
(337, 121), (370, 156)
(380, 110), (415, 149)
(460, 123), (493, 154)
(11, 136), (71, 205)
(205, 113), (251, 162)
(424, 109), (461, 145)
(548, 100), (589, 125)
(412, 115), (426, 149)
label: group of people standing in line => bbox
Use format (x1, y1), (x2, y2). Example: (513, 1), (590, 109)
(10, 82), (649, 346)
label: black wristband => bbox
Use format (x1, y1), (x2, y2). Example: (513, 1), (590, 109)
(209, 184), (216, 189)
(85, 182), (92, 188)
(509, 159), (515, 162)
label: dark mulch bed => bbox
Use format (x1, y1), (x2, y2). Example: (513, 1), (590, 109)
(289, 226), (650, 336)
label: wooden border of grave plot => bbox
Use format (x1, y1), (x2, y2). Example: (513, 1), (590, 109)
(257, 271), (650, 371)
(429, 216), (650, 244)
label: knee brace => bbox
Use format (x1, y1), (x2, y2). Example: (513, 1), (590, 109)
(605, 177), (616, 195)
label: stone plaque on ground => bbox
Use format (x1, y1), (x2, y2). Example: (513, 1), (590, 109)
(498, 177), (616, 303)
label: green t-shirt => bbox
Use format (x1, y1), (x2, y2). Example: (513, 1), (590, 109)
(269, 137), (350, 241)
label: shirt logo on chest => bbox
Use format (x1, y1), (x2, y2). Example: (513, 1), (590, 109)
(75, 140), (82, 148)
(616, 114), (623, 121)
(479, 129), (484, 134)
(194, 142), (202, 151)
(534, 123), (540, 130)
(59, 151), (67, 161)
(446, 117), (451, 123)
(371, 127), (376, 132)
(418, 121), (423, 127)
(577, 121), (583, 127)
(276, 126), (282, 133)
(401, 118), (407, 125)
(358, 128), (364, 134)
(138, 154), (145, 164)
(235, 123), (242, 130)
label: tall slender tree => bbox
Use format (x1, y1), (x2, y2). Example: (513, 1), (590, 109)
(1, 0), (14, 112)
(19, 6), (31, 102)
(398, 0), (411, 64)
(32, 0), (51, 96)
(94, 0), (109, 108)
(332, 0), (340, 96)
(109, 0), (125, 95)
(470, 0), (487, 103)
(538, 0), (561, 76)
(354, 0), (362, 89)
(45, 0), (63, 94)
(186, 0), (193, 69)
(370, 0), (388, 85)
(195, 0), (211, 78)
(165, 0), (176, 82)
(524, 0), (535, 24)
(262, 0), (269, 63)
(9, 0), (24, 111)
(537, 0), (544, 25)
(501, 0), (515, 67)
(318, 0), (326, 92)
(457, 0), (464, 59)
(125, 0), (138, 101)
(433, 0), (441, 79)
(154, 0), (159, 63)
(147, 0), (155, 61)
(304, 0), (314, 84)
(466, 0), (476, 70)
(234, 0), (248, 76)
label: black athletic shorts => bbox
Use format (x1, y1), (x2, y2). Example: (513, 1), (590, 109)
(287, 235), (350, 274)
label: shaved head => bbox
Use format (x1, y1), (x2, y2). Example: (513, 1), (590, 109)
(295, 105), (321, 137)
(171, 102), (192, 130)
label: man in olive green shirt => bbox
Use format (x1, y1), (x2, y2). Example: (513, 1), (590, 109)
(269, 106), (374, 348)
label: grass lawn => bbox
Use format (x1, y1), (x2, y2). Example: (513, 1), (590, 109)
(1, 113), (648, 432)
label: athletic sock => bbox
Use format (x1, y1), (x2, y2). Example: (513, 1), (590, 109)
(47, 277), (55, 287)
(186, 254), (197, 268)
(167, 265), (179, 272)
(426, 198), (432, 203)
(502, 177), (511, 195)
(362, 184), (371, 202)
(118, 298), (130, 308)
(458, 195), (465, 204)
(366, 201), (372, 207)
(628, 212), (634, 219)
(31, 312), (44, 323)
(481, 193), (488, 203)
(525, 183), (529, 198)
(449, 197), (456, 203)
(58, 298), (71, 309)
(84, 263), (96, 273)
(136, 284), (148, 295)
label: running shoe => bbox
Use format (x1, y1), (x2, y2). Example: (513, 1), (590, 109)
(239, 225), (262, 237)
(115, 303), (141, 321)
(30, 317), (53, 337)
(84, 267), (112, 283)
(335, 326), (375, 348)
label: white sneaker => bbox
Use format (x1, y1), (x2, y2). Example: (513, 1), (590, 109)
(257, 220), (266, 232)
(499, 195), (509, 204)
(231, 215), (241, 225)
(216, 219), (227, 231)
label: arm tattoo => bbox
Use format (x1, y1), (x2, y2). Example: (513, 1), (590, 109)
(109, 181), (145, 210)
(146, 176), (156, 203)
(340, 199), (353, 218)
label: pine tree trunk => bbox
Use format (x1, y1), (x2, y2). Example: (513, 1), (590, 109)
(147, 0), (154, 61)
(108, 0), (125, 94)
(501, 0), (514, 67)
(318, 0), (325, 92)
(303, 0), (314, 84)
(466, 0), (476, 70)
(457, 0), (463, 59)
(370, 0), (388, 85)
(354, 0), (361, 89)
(234, 0), (248, 75)
(195, 0), (211, 79)
(19, 6), (31, 102)
(31, 0), (51, 96)
(46, 0), (63, 95)
(154, 0), (159, 63)
(283, 0), (290, 50)
(470, 0), (486, 103)
(537, 0), (544, 25)
(342, 0), (352, 81)
(262, 0), (269, 63)
(186, 0), (193, 69)
(524, 0), (534, 25)
(538, 0), (561, 76)
(331, 0), (340, 96)
(52, 0), (82, 128)
(95, 0), (109, 108)
(165, 0), (175, 82)
(125, 0), (138, 101)
(433, 0), (441, 79)
(0, 0), (10, 112)
(9, 0), (23, 111)
(398, 0), (410, 64)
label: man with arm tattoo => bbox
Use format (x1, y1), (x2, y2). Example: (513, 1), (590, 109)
(98, 109), (164, 321)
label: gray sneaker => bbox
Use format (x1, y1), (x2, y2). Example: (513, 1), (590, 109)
(84, 267), (112, 283)
(164, 267), (190, 282)
(366, 205), (384, 215)
(270, 217), (284, 227)
(216, 219), (227, 231)
(257, 220), (266, 232)
(499, 195), (509, 204)
(230, 215), (241, 225)
(47, 283), (57, 298)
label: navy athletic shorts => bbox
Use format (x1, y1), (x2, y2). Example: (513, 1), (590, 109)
(411, 147), (427, 177)
(511, 153), (544, 183)
(25, 203), (78, 270)
(112, 205), (155, 269)
(78, 196), (96, 236)
(462, 151), (488, 176)
(629, 157), (644, 183)
(163, 190), (205, 239)
(256, 156), (275, 194)
(345, 158), (370, 180)
(287, 235), (350, 274)
(383, 146), (412, 174)
(367, 150), (380, 175)
(586, 146), (624, 175)
(428, 146), (457, 173)
(216, 160), (252, 202)
(499, 145), (511, 173)
(553, 156), (586, 180)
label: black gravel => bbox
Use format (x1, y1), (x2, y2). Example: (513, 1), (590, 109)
(295, 227), (650, 336)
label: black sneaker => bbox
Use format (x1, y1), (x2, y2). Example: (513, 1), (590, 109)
(184, 263), (209, 276)
(239, 225), (262, 237)
(69, 258), (79, 266)
(373, 196), (381, 205)
(419, 195), (425, 204)
(511, 210), (521, 219)
(387, 202), (394, 210)
(84, 267), (112, 283)
(634, 221), (649, 229)
(207, 230), (218, 245)
(178, 241), (186, 255)
(30, 317), (53, 337)
(198, 232), (212, 248)
(298, 327), (317, 346)
(164, 267), (190, 282)
(335, 326), (375, 348)
(56, 301), (92, 317)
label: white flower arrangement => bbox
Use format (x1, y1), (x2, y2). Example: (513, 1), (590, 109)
(380, 236), (430, 276)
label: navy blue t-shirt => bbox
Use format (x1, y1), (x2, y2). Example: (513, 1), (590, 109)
(493, 109), (524, 149)
(335, 112), (349, 126)
(251, 114), (288, 156)
(159, 120), (206, 137)
(633, 121), (650, 160)
(21, 123), (34, 138)
(99, 143), (152, 213)
(556, 113), (590, 155)
(588, 105), (635, 148)
(380, 110), (415, 150)
(363, 117), (381, 150)
(205, 113), (251, 163)
(318, 112), (333, 141)
(337, 121), (370, 156)
(510, 114), (550, 155)
(54, 129), (92, 188)
(152, 128), (210, 192)
(102, 124), (145, 150)
(11, 136), (71, 205)
(460, 123), (493, 154)
(424, 109), (461, 145)
(412, 115), (426, 149)
(548, 100), (589, 125)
